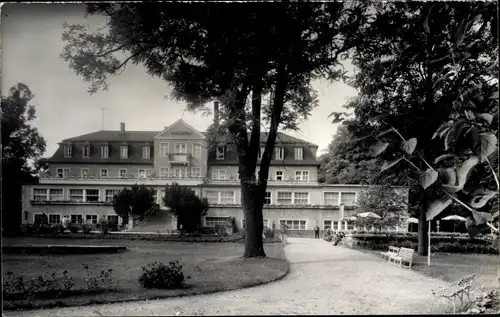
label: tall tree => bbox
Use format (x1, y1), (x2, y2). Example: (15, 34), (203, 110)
(1, 83), (46, 231)
(61, 2), (369, 257)
(331, 2), (497, 255)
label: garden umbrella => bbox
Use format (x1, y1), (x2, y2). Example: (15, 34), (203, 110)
(357, 212), (382, 219)
(442, 215), (466, 233)
(442, 215), (466, 221)
(408, 217), (419, 223)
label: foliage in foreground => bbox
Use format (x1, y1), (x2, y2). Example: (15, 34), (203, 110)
(3, 265), (118, 300)
(139, 261), (190, 289)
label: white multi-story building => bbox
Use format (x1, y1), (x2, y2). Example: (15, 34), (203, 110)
(21, 107), (409, 233)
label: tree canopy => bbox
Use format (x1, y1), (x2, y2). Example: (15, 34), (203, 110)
(163, 183), (209, 233)
(330, 2), (498, 254)
(1, 83), (46, 230)
(112, 184), (156, 225)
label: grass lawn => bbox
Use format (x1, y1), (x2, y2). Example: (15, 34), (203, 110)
(2, 237), (288, 310)
(363, 249), (499, 291)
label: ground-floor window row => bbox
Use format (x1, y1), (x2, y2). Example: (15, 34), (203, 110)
(55, 167), (206, 179)
(31, 188), (359, 207)
(32, 213), (120, 225)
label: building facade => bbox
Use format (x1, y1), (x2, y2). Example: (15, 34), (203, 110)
(21, 115), (409, 232)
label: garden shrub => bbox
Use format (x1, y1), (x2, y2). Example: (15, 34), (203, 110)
(323, 230), (333, 242)
(82, 224), (93, 234)
(214, 225), (227, 236)
(3, 270), (75, 299)
(99, 219), (109, 234)
(67, 223), (80, 234)
(138, 261), (190, 289)
(347, 232), (498, 254)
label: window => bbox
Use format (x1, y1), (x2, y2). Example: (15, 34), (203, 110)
(294, 192), (309, 205)
(69, 189), (84, 202)
(48, 214), (61, 224)
(347, 221), (355, 230)
(86, 214), (98, 225)
(275, 147), (284, 160)
(160, 142), (169, 157)
(206, 191), (219, 204)
(82, 144), (90, 158)
(220, 191), (235, 204)
(263, 219), (269, 228)
(107, 215), (119, 225)
(324, 192), (340, 206)
(86, 189), (99, 202)
(173, 167), (185, 178)
(280, 220), (306, 230)
(277, 192), (309, 205)
(159, 167), (169, 177)
(100, 169), (108, 178)
(49, 189), (64, 201)
(340, 192), (357, 206)
(71, 214), (83, 224)
(258, 147), (265, 160)
(295, 171), (309, 181)
(277, 192), (292, 205)
(294, 147), (303, 160)
(64, 144), (72, 158)
(33, 188), (48, 201)
(119, 169), (127, 178)
(205, 217), (230, 227)
(205, 191), (234, 204)
(120, 145), (128, 159)
(174, 143), (187, 153)
(142, 145), (150, 159)
(81, 168), (89, 178)
(216, 146), (225, 160)
(191, 167), (201, 178)
(333, 221), (340, 231)
(56, 168), (70, 178)
(212, 169), (226, 180)
(264, 191), (271, 205)
(138, 169), (152, 178)
(101, 145), (109, 158)
(192, 144), (202, 158)
(324, 220), (332, 230)
(275, 170), (284, 181)
(105, 189), (120, 202)
(34, 213), (45, 224)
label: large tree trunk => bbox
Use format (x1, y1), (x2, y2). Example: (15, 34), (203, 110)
(417, 190), (428, 256)
(242, 181), (266, 257)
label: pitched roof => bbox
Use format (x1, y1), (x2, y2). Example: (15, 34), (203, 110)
(62, 130), (317, 147)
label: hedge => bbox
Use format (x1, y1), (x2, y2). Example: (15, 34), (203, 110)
(344, 232), (498, 254)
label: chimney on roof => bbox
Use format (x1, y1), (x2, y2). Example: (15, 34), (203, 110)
(214, 101), (219, 126)
(120, 122), (125, 134)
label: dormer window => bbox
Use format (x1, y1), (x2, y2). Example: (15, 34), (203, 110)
(294, 147), (303, 160)
(82, 143), (90, 158)
(120, 144), (128, 159)
(216, 146), (225, 160)
(142, 144), (150, 159)
(275, 147), (284, 160)
(101, 144), (109, 158)
(63, 144), (72, 158)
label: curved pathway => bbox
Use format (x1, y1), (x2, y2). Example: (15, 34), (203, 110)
(8, 238), (452, 316)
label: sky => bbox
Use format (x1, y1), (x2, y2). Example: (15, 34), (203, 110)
(1, 3), (358, 158)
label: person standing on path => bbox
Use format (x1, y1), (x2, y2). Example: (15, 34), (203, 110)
(280, 222), (288, 246)
(314, 225), (320, 239)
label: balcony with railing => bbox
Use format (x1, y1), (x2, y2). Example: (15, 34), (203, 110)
(168, 153), (192, 165)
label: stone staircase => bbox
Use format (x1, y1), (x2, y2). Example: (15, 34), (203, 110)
(126, 208), (175, 233)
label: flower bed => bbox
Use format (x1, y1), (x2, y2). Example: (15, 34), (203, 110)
(342, 232), (498, 254)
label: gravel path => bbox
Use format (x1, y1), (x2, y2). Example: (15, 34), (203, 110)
(7, 238), (453, 316)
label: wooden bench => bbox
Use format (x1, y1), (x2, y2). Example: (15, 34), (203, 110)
(429, 274), (476, 313)
(388, 247), (414, 269)
(381, 246), (400, 260)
